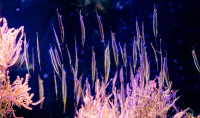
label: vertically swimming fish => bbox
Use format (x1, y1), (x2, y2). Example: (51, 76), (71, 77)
(104, 43), (110, 83)
(119, 43), (127, 76)
(96, 9), (105, 44)
(129, 57), (134, 80)
(54, 47), (62, 69)
(192, 49), (200, 73)
(133, 37), (137, 72)
(119, 66), (125, 104)
(119, 43), (124, 63)
(159, 39), (165, 87)
(66, 44), (72, 72)
(38, 74), (44, 109)
(62, 64), (67, 113)
(53, 70), (58, 100)
(111, 31), (119, 69)
(124, 43), (127, 77)
(79, 10), (85, 53)
(32, 47), (34, 73)
(142, 22), (145, 44)
(140, 38), (150, 86)
(163, 57), (170, 87)
(160, 39), (163, 73)
(151, 43), (158, 71)
(136, 20), (141, 52)
(49, 46), (61, 79)
(36, 33), (41, 71)
(52, 24), (63, 59)
(72, 39), (79, 99)
(92, 47), (96, 86)
(24, 33), (29, 74)
(144, 50), (150, 86)
(75, 39), (78, 76)
(18, 53), (25, 69)
(76, 74), (83, 108)
(57, 9), (65, 45)
(138, 39), (146, 87)
(153, 4), (158, 40)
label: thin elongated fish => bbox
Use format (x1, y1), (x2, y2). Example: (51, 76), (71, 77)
(163, 57), (170, 87)
(32, 47), (34, 73)
(24, 33), (29, 74)
(57, 9), (64, 45)
(159, 39), (165, 86)
(140, 39), (149, 86)
(133, 38), (137, 72)
(151, 43), (159, 71)
(124, 43), (127, 76)
(36, 33), (41, 71)
(142, 22), (145, 44)
(136, 20), (141, 52)
(153, 4), (158, 40)
(54, 47), (62, 69)
(129, 57), (134, 80)
(104, 43), (110, 83)
(79, 10), (85, 53)
(92, 47), (96, 86)
(111, 31), (119, 69)
(144, 51), (150, 86)
(73, 40), (79, 99)
(96, 9), (105, 44)
(38, 74), (44, 109)
(66, 44), (72, 72)
(73, 72), (78, 99)
(76, 74), (83, 108)
(138, 39), (145, 87)
(49, 46), (61, 79)
(119, 66), (125, 104)
(18, 53), (25, 69)
(192, 49), (200, 72)
(53, 70), (58, 100)
(119, 43), (124, 63)
(62, 64), (67, 113)
(119, 43), (127, 76)
(52, 24), (63, 59)
(75, 39), (78, 75)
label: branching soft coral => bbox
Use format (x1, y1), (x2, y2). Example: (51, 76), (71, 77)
(0, 72), (42, 118)
(0, 18), (43, 118)
(0, 18), (23, 75)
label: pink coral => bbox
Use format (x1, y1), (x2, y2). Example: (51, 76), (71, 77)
(0, 18), (43, 118)
(0, 18), (23, 75)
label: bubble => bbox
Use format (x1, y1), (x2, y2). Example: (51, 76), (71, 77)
(43, 74), (48, 78)
(16, 8), (20, 12)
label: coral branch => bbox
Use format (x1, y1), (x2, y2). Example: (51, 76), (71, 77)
(0, 18), (42, 118)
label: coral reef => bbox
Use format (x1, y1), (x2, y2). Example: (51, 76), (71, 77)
(0, 18), (42, 118)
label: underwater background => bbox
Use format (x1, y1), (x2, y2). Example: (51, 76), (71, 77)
(0, 0), (200, 117)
